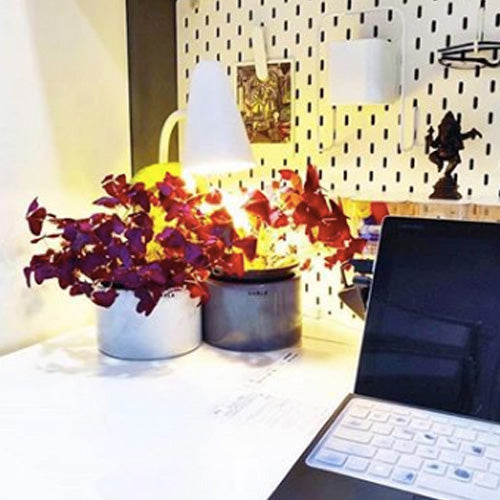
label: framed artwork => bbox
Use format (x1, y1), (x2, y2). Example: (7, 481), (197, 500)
(236, 61), (293, 144)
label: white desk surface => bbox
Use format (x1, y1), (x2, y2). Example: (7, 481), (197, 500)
(0, 319), (362, 500)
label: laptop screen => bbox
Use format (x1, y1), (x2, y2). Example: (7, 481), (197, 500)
(355, 216), (500, 423)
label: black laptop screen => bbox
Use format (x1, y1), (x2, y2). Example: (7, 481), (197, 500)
(355, 217), (500, 423)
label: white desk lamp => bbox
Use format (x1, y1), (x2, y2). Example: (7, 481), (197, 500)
(159, 60), (254, 174)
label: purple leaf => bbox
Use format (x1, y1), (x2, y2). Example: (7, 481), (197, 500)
(27, 198), (40, 214)
(184, 243), (204, 265)
(125, 228), (146, 256)
(33, 262), (58, 284)
(92, 288), (118, 308)
(108, 241), (133, 268)
(111, 215), (126, 234)
(138, 263), (166, 285)
(23, 267), (32, 287)
(132, 190), (150, 212)
(26, 206), (47, 236)
(94, 196), (119, 208)
(94, 220), (114, 246)
(70, 232), (95, 252)
(79, 252), (107, 276)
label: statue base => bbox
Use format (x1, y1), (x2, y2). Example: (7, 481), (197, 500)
(429, 174), (462, 200)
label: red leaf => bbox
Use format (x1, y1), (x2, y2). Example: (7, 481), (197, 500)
(210, 208), (233, 226)
(300, 258), (312, 271)
(329, 198), (348, 222)
(317, 218), (351, 246)
(324, 254), (339, 269)
(370, 202), (390, 224)
(279, 169), (303, 191)
(293, 202), (320, 228)
(304, 164), (320, 193)
(221, 253), (245, 278)
(302, 191), (330, 218)
(270, 209), (289, 228)
(234, 237), (258, 260)
(243, 190), (271, 224)
(348, 237), (367, 255)
(205, 190), (222, 205)
(187, 282), (209, 304)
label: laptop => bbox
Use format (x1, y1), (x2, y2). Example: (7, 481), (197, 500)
(271, 216), (500, 500)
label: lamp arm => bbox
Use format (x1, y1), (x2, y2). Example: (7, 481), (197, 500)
(158, 109), (187, 163)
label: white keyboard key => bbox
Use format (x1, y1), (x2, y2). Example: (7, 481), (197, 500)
(472, 422), (492, 433)
(453, 418), (470, 428)
(369, 410), (390, 422)
(345, 456), (369, 472)
(410, 419), (431, 431)
(478, 432), (500, 447)
(398, 455), (422, 470)
(375, 449), (400, 464)
(474, 472), (499, 490)
(372, 436), (394, 449)
(389, 415), (410, 426)
(439, 450), (463, 465)
(463, 455), (489, 471)
(393, 428), (414, 440)
(372, 423), (393, 436)
(431, 414), (449, 424)
(349, 406), (370, 419)
(392, 406), (410, 416)
(393, 440), (416, 454)
(416, 432), (437, 445)
(423, 460), (447, 476)
(392, 467), (417, 485)
(343, 417), (372, 431)
(325, 438), (376, 458)
(485, 446), (500, 461)
(432, 423), (453, 436)
(489, 461), (500, 475)
(463, 443), (485, 457)
(455, 427), (477, 441)
(315, 449), (347, 467)
(418, 471), (500, 500)
(333, 426), (372, 444)
(368, 462), (392, 478)
(450, 466), (473, 482)
(411, 410), (430, 420)
(437, 436), (460, 450)
(417, 446), (439, 459)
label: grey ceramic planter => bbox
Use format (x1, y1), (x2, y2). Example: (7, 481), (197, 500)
(202, 272), (302, 351)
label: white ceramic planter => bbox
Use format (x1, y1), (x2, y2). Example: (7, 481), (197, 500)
(97, 288), (201, 360)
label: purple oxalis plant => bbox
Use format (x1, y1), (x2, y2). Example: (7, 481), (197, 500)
(24, 173), (257, 315)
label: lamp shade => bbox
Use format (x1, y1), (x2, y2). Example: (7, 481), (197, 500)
(181, 60), (254, 174)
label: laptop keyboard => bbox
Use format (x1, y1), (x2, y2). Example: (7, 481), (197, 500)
(306, 396), (500, 500)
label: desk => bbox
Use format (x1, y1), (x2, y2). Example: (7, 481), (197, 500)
(0, 319), (362, 500)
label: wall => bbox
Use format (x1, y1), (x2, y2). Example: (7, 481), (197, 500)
(127, 0), (179, 172)
(176, 0), (500, 326)
(0, 0), (130, 353)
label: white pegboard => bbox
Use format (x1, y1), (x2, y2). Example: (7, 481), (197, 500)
(176, 0), (500, 325)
